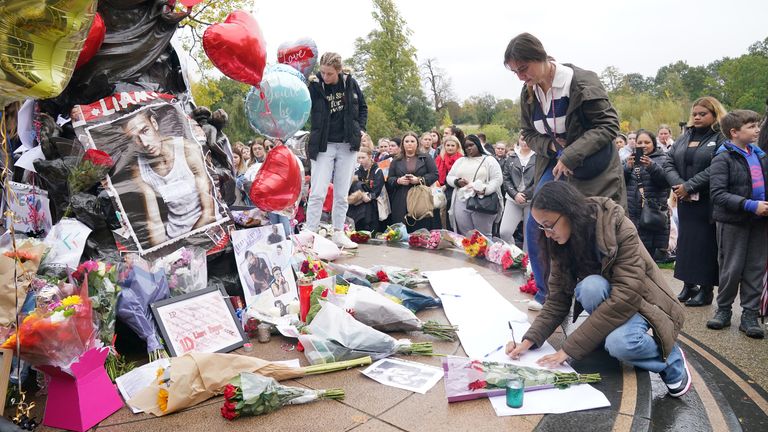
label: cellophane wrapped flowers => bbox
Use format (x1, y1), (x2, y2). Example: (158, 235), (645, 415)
(221, 372), (344, 420)
(152, 246), (207, 296)
(461, 230), (488, 258)
(485, 240), (529, 271)
(407, 229), (453, 250)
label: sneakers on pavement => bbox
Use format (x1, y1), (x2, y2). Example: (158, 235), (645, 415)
(527, 299), (543, 311)
(706, 309), (732, 330)
(332, 230), (358, 249)
(666, 349), (692, 398)
(739, 310), (765, 339)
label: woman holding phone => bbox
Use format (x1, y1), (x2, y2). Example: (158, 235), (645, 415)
(386, 132), (439, 232)
(623, 130), (671, 260)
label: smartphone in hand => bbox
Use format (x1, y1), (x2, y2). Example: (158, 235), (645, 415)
(634, 148), (644, 165)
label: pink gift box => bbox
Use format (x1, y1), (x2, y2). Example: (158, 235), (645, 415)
(37, 347), (123, 431)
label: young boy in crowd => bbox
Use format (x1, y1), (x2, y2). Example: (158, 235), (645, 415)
(708, 110), (767, 338)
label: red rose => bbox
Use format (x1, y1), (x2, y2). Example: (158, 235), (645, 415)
(220, 404), (238, 420)
(83, 149), (114, 167)
(522, 254), (529, 269)
(316, 269), (329, 279)
(376, 270), (389, 282)
(223, 384), (236, 400)
(468, 379), (487, 391)
(300, 260), (310, 274)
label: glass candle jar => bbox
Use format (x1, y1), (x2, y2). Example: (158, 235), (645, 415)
(506, 376), (524, 408)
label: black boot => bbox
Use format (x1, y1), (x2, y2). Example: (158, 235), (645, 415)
(686, 285), (714, 307)
(739, 310), (765, 339)
(706, 308), (732, 329)
(677, 283), (699, 302)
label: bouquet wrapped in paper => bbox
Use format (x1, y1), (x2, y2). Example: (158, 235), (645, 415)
(152, 246), (207, 296)
(325, 284), (457, 340)
(299, 302), (433, 365)
(375, 283), (442, 313)
(377, 223), (409, 243)
(348, 230), (371, 244)
(221, 372), (344, 420)
(368, 265), (429, 289)
(442, 356), (601, 403)
(407, 229), (454, 250)
(1, 282), (98, 372)
(128, 352), (370, 416)
(461, 230), (489, 258)
(116, 255), (170, 360)
(485, 240), (529, 271)
(0, 240), (47, 327)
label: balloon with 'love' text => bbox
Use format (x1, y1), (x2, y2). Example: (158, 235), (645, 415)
(203, 11), (267, 87)
(277, 38), (319, 79)
(0, 0), (98, 107)
(245, 70), (310, 140)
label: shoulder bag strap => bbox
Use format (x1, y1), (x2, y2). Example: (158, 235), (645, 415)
(471, 157), (487, 182)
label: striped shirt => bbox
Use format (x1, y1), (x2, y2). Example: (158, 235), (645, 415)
(532, 62), (574, 141)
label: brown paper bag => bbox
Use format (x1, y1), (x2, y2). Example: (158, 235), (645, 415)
(0, 242), (47, 326)
(128, 352), (304, 416)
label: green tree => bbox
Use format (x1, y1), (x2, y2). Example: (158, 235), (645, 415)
(350, 0), (433, 132)
(492, 98), (521, 131)
(718, 54), (768, 111)
(465, 93), (497, 127)
(600, 66), (624, 93)
(192, 76), (252, 143)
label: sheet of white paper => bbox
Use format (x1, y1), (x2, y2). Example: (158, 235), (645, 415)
(425, 268), (611, 416)
(14, 145), (44, 173)
(490, 383), (611, 415)
(117, 358), (171, 413)
(17, 99), (35, 150)
(362, 358), (443, 394)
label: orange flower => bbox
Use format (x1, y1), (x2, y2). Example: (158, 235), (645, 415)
(158, 388), (169, 412)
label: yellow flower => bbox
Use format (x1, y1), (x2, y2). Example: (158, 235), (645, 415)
(61, 295), (81, 307)
(156, 368), (165, 382)
(158, 388), (169, 412)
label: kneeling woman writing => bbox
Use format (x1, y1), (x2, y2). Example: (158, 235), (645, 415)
(506, 182), (691, 397)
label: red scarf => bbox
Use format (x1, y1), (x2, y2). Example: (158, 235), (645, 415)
(436, 152), (463, 185)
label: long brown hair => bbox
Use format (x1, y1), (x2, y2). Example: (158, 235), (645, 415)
(396, 131), (421, 160)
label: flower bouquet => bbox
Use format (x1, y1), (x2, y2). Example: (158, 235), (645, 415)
(485, 240), (529, 271)
(64, 148), (114, 217)
(128, 352), (370, 416)
(0, 240), (47, 327)
(519, 273), (538, 295)
(368, 265), (429, 289)
(461, 230), (489, 258)
(1, 284), (97, 372)
(298, 256), (329, 281)
(375, 283), (442, 313)
(116, 255), (170, 361)
(442, 356), (601, 403)
(221, 372), (344, 420)
(325, 284), (457, 341)
(407, 229), (454, 250)
(348, 230), (371, 244)
(152, 246), (207, 296)
(377, 223), (409, 243)
(299, 302), (434, 365)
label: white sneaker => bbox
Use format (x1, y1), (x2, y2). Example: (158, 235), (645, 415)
(527, 299), (543, 311)
(332, 230), (358, 249)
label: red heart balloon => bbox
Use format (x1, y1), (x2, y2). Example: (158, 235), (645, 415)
(75, 12), (105, 70)
(203, 11), (266, 87)
(179, 0), (205, 6)
(249, 146), (302, 211)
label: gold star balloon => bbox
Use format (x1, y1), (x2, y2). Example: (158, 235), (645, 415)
(0, 0), (97, 107)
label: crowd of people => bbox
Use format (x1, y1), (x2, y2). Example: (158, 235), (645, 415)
(228, 34), (767, 400)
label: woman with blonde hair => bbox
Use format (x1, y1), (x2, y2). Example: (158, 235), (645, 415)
(436, 135), (464, 228)
(663, 96), (727, 305)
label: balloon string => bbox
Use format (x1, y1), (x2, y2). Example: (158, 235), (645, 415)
(257, 86), (284, 139)
(1, 108), (28, 419)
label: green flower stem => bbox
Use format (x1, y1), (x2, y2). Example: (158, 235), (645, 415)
(302, 356), (373, 375)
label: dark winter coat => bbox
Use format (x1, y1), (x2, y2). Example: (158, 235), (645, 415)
(347, 163), (385, 231)
(663, 127), (727, 200)
(520, 63), (626, 208)
(386, 154), (439, 232)
(502, 152), (536, 200)
(307, 71), (368, 160)
(523, 197), (684, 361)
(623, 149), (671, 252)
(710, 143), (768, 224)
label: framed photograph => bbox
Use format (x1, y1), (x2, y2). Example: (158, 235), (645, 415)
(151, 287), (247, 357)
(0, 348), (13, 415)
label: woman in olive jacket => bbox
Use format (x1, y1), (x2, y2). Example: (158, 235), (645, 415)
(663, 97), (727, 305)
(507, 182), (690, 398)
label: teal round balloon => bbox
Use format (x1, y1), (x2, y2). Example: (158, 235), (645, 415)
(245, 70), (310, 140)
(264, 63), (306, 84)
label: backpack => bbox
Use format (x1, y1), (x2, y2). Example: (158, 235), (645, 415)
(406, 179), (435, 224)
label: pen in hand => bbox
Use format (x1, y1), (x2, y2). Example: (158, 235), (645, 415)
(509, 321), (516, 350)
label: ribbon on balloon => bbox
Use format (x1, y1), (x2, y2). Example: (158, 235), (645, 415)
(245, 65), (311, 141)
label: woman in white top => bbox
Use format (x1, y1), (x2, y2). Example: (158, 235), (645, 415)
(446, 134), (503, 236)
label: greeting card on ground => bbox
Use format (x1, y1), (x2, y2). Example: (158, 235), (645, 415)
(37, 348), (123, 432)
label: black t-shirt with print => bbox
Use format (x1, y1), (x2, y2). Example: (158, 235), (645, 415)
(325, 78), (346, 143)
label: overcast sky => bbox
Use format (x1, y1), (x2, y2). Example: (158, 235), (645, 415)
(249, 0), (766, 102)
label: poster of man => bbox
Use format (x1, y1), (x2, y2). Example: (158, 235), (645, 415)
(231, 224), (297, 311)
(73, 94), (231, 258)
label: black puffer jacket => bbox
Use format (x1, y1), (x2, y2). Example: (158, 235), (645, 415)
(307, 71), (368, 160)
(711, 142), (768, 223)
(624, 149), (671, 252)
(663, 127), (726, 199)
(502, 152), (536, 200)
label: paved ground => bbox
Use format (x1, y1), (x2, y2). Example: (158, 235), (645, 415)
(31, 243), (768, 431)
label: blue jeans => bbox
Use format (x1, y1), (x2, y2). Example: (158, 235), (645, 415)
(575, 275), (686, 385)
(268, 213), (292, 237)
(527, 158), (557, 304)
